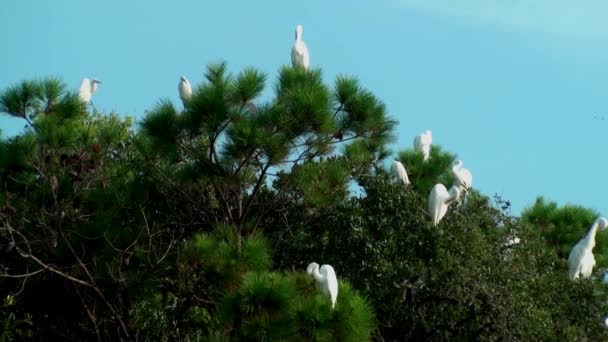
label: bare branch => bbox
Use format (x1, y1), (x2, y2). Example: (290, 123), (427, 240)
(0, 268), (44, 279)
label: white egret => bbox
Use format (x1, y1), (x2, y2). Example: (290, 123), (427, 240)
(392, 160), (411, 187)
(307, 262), (338, 310)
(413, 130), (432, 161)
(291, 24), (310, 69)
(178, 76), (192, 105)
(428, 184), (460, 226)
(451, 160), (473, 192)
(567, 217), (608, 281)
(78, 78), (101, 105)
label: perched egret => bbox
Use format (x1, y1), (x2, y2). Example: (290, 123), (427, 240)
(428, 184), (460, 226)
(413, 130), (432, 161)
(291, 24), (310, 69)
(451, 160), (473, 192)
(178, 76), (192, 105)
(78, 78), (101, 105)
(392, 160), (411, 187)
(567, 217), (608, 281)
(307, 262), (338, 310)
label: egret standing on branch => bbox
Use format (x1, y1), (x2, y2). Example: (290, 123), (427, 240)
(178, 76), (192, 105)
(568, 217), (608, 280)
(307, 262), (338, 310)
(392, 160), (411, 187)
(428, 184), (460, 226)
(291, 24), (310, 70)
(78, 78), (101, 107)
(414, 130), (432, 162)
(451, 160), (473, 192)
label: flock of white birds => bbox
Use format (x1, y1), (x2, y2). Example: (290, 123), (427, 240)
(76, 23), (608, 316)
(393, 129), (608, 288)
(393, 130), (473, 227)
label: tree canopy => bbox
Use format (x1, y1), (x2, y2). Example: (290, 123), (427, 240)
(0, 65), (607, 341)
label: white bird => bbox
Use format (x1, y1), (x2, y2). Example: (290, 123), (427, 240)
(307, 262), (338, 310)
(504, 236), (521, 248)
(291, 24), (310, 70)
(392, 160), (411, 187)
(428, 184), (460, 226)
(178, 76), (192, 105)
(413, 130), (432, 162)
(567, 217), (608, 281)
(78, 78), (101, 105)
(451, 160), (473, 192)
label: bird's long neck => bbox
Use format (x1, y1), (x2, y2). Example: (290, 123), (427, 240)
(312, 266), (323, 282)
(295, 28), (302, 41)
(452, 161), (462, 174)
(584, 221), (600, 248)
(446, 186), (460, 204)
(90, 82), (98, 93)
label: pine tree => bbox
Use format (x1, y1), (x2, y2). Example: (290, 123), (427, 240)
(140, 62), (396, 251)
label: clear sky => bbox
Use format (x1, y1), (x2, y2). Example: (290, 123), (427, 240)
(1, 0), (607, 216)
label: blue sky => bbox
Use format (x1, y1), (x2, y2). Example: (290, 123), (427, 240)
(1, 0), (607, 216)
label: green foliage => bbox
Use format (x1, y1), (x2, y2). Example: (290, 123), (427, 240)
(131, 223), (374, 341)
(0, 80), (39, 118)
(140, 99), (181, 159)
(0, 295), (33, 341)
(522, 197), (608, 266)
(186, 226), (271, 282)
(395, 145), (457, 195)
(0, 77), (83, 122)
(269, 162), (608, 340)
(1, 69), (606, 342)
(218, 271), (375, 341)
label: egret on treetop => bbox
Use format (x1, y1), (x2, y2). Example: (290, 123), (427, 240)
(428, 184), (460, 226)
(178, 76), (192, 105)
(451, 160), (473, 192)
(568, 217), (608, 281)
(307, 262), (338, 310)
(392, 160), (411, 187)
(291, 24), (310, 70)
(413, 130), (432, 162)
(78, 78), (101, 105)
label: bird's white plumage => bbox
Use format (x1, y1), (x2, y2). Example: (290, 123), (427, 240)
(291, 24), (310, 69)
(178, 76), (192, 104)
(451, 160), (473, 192)
(568, 217), (608, 280)
(428, 184), (460, 226)
(392, 160), (411, 187)
(307, 262), (338, 310)
(504, 236), (521, 247)
(413, 130), (432, 161)
(78, 78), (101, 104)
